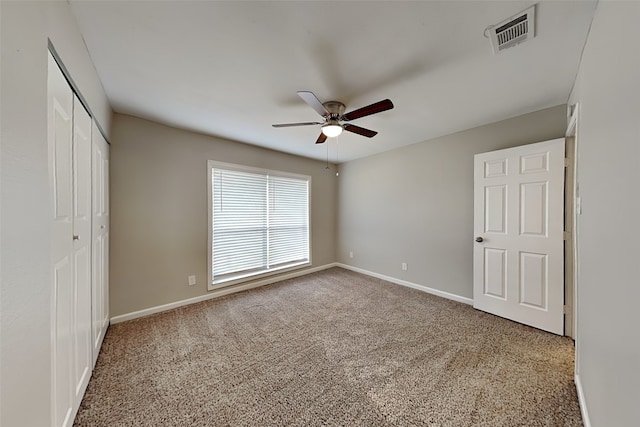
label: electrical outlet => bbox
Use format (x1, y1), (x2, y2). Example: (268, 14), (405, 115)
(349, 251), (354, 258)
(401, 263), (408, 271)
(188, 275), (196, 286)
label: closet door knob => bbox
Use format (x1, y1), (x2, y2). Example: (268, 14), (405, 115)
(73, 235), (79, 241)
(475, 236), (484, 243)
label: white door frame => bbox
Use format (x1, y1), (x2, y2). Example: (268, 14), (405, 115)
(565, 106), (578, 340)
(566, 103), (580, 352)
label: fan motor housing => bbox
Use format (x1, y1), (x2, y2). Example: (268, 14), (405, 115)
(323, 101), (345, 118)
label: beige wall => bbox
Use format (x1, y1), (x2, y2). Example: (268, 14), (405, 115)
(109, 114), (337, 317)
(337, 105), (566, 299)
(569, 2), (640, 425)
(0, 1), (112, 425)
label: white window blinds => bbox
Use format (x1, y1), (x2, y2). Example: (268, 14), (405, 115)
(208, 162), (310, 288)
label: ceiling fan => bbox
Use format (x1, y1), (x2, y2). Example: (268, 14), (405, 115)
(272, 91), (394, 144)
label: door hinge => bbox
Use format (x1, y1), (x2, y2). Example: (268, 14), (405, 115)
(564, 158), (570, 167)
(563, 231), (571, 240)
(563, 305), (570, 314)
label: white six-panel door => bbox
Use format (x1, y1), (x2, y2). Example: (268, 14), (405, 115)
(48, 52), (75, 427)
(72, 97), (93, 403)
(473, 138), (565, 335)
(91, 122), (110, 366)
(49, 51), (104, 427)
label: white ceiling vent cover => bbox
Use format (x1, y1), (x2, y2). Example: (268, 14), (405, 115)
(487, 5), (536, 54)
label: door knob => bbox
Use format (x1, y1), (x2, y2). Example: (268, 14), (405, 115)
(475, 237), (484, 243)
(73, 235), (79, 241)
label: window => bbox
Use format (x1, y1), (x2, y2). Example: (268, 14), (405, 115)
(207, 161), (310, 289)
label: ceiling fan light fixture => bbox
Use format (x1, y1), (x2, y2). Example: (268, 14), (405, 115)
(321, 123), (343, 138)
(273, 91), (393, 143)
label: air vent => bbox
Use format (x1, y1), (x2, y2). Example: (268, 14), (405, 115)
(487, 5), (536, 54)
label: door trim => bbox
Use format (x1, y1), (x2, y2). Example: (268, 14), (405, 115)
(566, 104), (580, 351)
(564, 111), (578, 340)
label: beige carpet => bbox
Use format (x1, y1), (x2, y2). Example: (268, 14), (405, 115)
(74, 267), (582, 426)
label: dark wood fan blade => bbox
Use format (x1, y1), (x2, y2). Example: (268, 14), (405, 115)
(272, 122), (322, 128)
(343, 124), (378, 138)
(298, 91), (329, 117)
(315, 133), (328, 144)
(343, 99), (394, 121)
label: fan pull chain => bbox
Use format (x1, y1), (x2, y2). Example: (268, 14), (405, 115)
(325, 139), (330, 170)
(335, 136), (339, 176)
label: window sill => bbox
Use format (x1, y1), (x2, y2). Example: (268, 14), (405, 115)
(209, 260), (311, 291)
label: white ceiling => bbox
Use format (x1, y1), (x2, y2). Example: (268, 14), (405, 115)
(69, 1), (596, 163)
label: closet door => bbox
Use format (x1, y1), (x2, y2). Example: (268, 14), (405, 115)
(91, 123), (110, 365)
(48, 51), (75, 427)
(72, 97), (93, 402)
(48, 51), (95, 427)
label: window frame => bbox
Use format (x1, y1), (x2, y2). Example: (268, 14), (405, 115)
(207, 160), (312, 290)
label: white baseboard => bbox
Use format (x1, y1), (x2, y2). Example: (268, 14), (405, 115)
(336, 263), (473, 306)
(575, 373), (592, 427)
(110, 262), (471, 324)
(110, 263), (338, 324)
